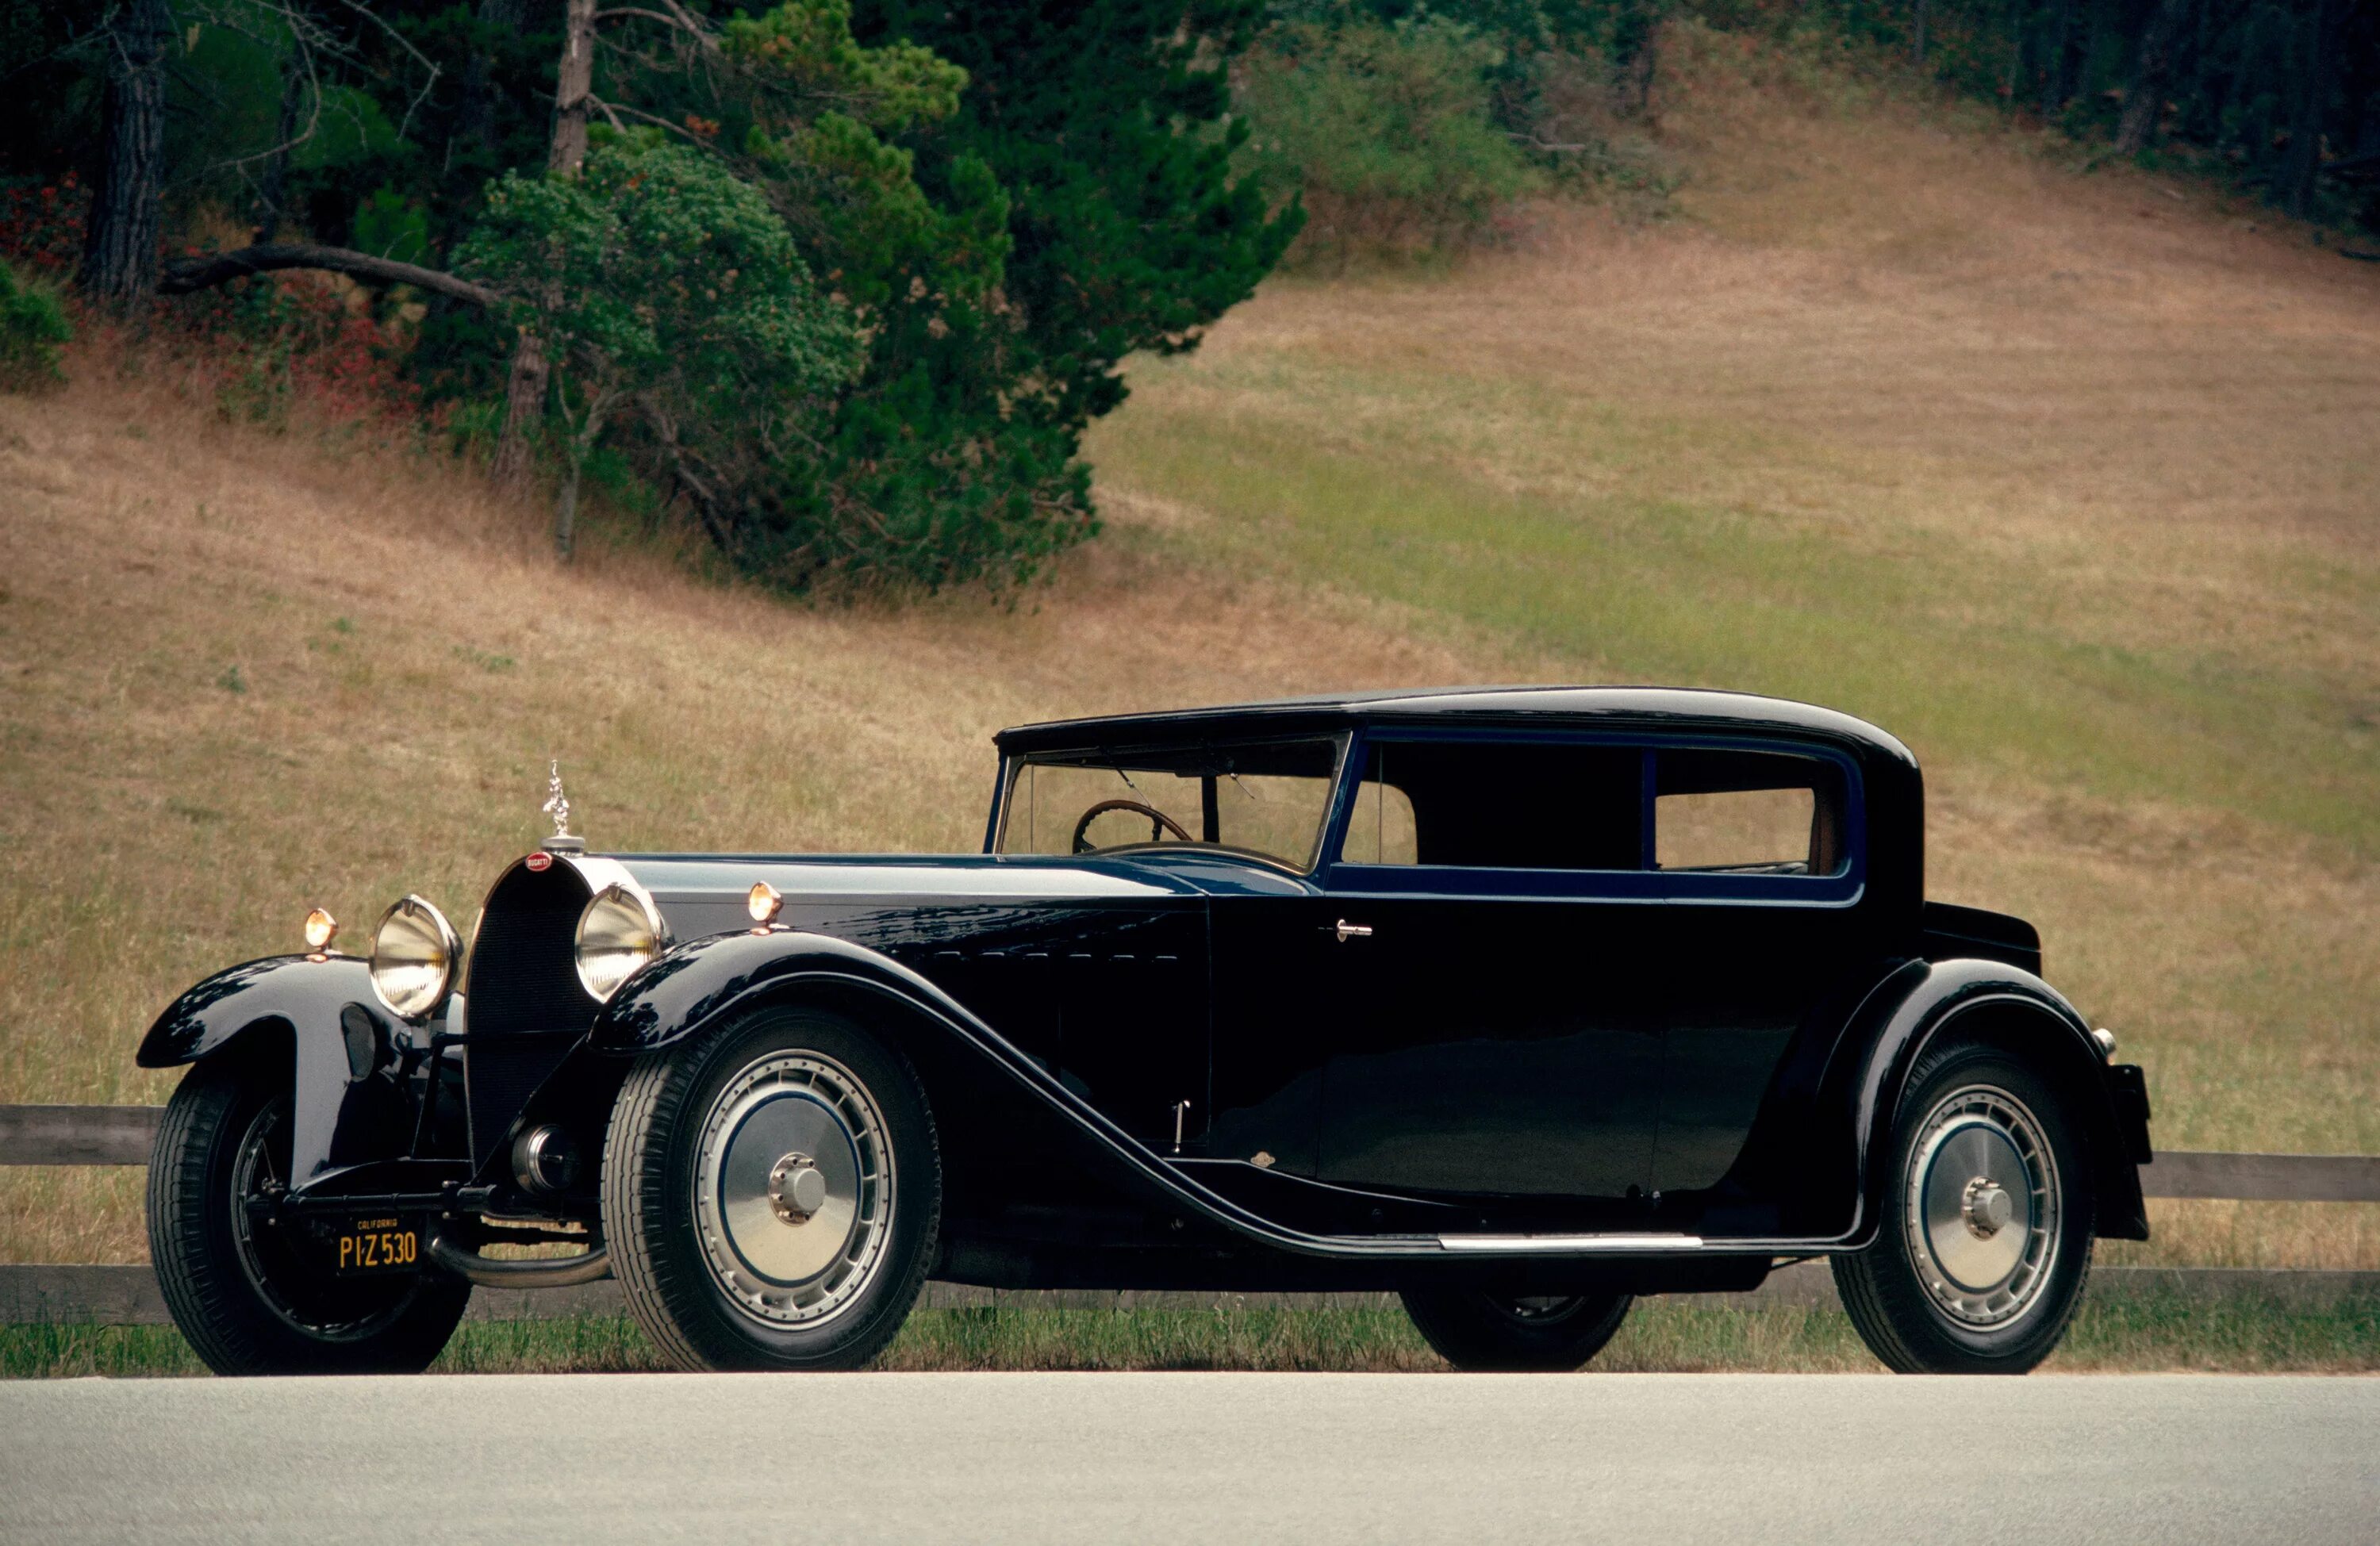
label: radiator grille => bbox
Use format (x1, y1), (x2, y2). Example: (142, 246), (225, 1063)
(463, 861), (600, 1168)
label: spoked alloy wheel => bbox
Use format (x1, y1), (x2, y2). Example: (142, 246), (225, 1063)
(605, 1006), (940, 1371)
(1833, 1038), (2094, 1374)
(1400, 1285), (1633, 1371)
(227, 1098), (423, 1341)
(148, 1057), (470, 1376)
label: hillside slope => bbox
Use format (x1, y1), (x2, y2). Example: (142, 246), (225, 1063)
(1092, 32), (2380, 1157)
(2, 33), (2373, 1269)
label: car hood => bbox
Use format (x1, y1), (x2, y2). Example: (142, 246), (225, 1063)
(607, 851), (1305, 944)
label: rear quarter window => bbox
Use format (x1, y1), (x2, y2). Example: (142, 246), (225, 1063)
(1654, 749), (1848, 877)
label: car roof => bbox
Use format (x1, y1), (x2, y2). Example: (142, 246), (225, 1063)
(994, 685), (1916, 767)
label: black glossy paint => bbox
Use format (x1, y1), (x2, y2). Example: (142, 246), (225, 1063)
(136, 953), (448, 1185)
(140, 686), (2152, 1283)
(1307, 890), (1664, 1202)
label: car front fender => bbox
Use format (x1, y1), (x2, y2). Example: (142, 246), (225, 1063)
(582, 930), (1529, 1265)
(137, 954), (420, 1185)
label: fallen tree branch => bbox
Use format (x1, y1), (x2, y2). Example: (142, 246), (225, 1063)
(157, 243), (503, 309)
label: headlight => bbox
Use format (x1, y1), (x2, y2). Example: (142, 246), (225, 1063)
(369, 895), (461, 1022)
(575, 881), (666, 1002)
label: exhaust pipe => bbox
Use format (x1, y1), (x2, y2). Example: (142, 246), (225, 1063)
(428, 1230), (612, 1288)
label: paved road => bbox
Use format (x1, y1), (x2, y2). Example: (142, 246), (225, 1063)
(3, 1373), (2373, 1544)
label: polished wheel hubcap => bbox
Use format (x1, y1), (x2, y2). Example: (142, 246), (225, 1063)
(768, 1153), (828, 1223)
(1905, 1084), (2059, 1327)
(694, 1050), (893, 1329)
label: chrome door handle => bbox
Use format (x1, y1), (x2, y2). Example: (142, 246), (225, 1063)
(1334, 919), (1374, 942)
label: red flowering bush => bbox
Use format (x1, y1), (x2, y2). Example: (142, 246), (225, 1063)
(0, 178), (417, 427)
(163, 262), (420, 428)
(0, 175), (88, 276)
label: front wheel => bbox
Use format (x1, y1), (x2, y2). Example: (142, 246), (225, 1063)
(1400, 1287), (1633, 1371)
(603, 1006), (941, 1371)
(148, 1056), (470, 1375)
(1833, 1038), (2095, 1374)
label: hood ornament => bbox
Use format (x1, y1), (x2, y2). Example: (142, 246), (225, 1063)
(539, 759), (585, 855)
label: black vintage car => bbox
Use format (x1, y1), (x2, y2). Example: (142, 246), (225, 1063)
(140, 687), (2152, 1375)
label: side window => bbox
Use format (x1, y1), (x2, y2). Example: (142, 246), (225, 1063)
(1654, 750), (1848, 876)
(1340, 777), (1418, 865)
(1338, 739), (1641, 871)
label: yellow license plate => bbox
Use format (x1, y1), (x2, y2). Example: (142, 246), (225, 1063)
(335, 1218), (420, 1275)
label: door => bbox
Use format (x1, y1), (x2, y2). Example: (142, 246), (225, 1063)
(992, 732), (1350, 1173)
(1641, 743), (1871, 1197)
(1308, 735), (1665, 1201)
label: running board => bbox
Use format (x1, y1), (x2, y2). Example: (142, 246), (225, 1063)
(1437, 1233), (1705, 1253)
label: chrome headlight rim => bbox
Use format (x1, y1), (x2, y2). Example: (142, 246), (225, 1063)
(368, 894), (463, 1023)
(574, 879), (669, 1003)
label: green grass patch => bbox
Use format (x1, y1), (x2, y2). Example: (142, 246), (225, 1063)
(7, 1293), (2371, 1378)
(2052, 1288), (2380, 1373)
(1096, 404), (2380, 857)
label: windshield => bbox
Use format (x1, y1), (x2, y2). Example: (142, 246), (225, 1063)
(996, 737), (1345, 872)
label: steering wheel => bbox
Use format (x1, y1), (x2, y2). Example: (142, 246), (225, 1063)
(1071, 799), (1194, 854)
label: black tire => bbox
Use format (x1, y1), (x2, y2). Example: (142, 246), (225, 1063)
(603, 1005), (941, 1371)
(1833, 1038), (2095, 1375)
(1401, 1286), (1633, 1371)
(147, 1056), (470, 1376)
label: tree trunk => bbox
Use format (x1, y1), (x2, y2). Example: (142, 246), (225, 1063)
(158, 243), (504, 307)
(2038, 0), (2080, 119)
(549, 0), (596, 178)
(554, 391), (615, 562)
(1610, 2), (1660, 120)
(455, 0), (529, 165)
(79, 0), (175, 306)
(1912, 0), (1929, 68)
(2282, 0), (2336, 220)
(555, 443), (581, 561)
(492, 0), (597, 491)
(2116, 0), (2192, 155)
(491, 335), (551, 488)
(251, 63), (304, 243)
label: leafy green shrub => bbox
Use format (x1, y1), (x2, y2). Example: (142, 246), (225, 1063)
(457, 134), (865, 559)
(731, 0), (1297, 594)
(0, 256), (71, 389)
(1499, 39), (1683, 218)
(1240, 17), (1549, 262)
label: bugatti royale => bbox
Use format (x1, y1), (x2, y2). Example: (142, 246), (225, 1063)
(139, 687), (2152, 1375)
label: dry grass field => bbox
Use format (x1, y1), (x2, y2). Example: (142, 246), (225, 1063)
(2, 26), (2373, 1293)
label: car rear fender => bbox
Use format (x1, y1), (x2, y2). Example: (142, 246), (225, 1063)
(136, 954), (421, 1185)
(1833, 957), (2150, 1244)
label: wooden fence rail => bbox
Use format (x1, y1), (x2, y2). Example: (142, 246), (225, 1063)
(6, 1105), (2377, 1200)
(3, 1260), (2375, 1328)
(3, 1106), (2375, 1325)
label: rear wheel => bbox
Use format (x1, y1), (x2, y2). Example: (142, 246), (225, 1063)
(604, 1005), (940, 1371)
(1401, 1287), (1633, 1371)
(1833, 1038), (2094, 1374)
(148, 1057), (470, 1375)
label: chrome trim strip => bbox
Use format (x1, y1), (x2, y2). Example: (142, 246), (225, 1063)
(1437, 1233), (1706, 1253)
